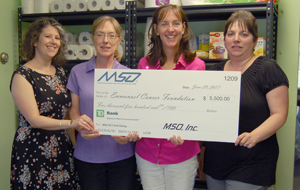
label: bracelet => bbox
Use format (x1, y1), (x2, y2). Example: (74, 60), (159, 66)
(59, 121), (62, 128)
(70, 120), (73, 126)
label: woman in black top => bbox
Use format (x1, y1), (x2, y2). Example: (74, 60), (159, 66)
(203, 10), (289, 190)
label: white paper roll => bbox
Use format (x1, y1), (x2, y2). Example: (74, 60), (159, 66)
(91, 45), (97, 56)
(181, 0), (205, 6)
(145, 17), (153, 34)
(35, 0), (50, 13)
(79, 32), (93, 45)
(101, 0), (115, 10)
(73, 33), (79, 45)
(50, 0), (63, 13)
(88, 0), (101, 11)
(65, 33), (79, 45)
(145, 0), (181, 8)
(120, 30), (125, 46)
(63, 0), (76, 12)
(22, 0), (35, 14)
(77, 45), (95, 60)
(66, 45), (79, 60)
(75, 0), (88, 11)
(115, 0), (125, 10)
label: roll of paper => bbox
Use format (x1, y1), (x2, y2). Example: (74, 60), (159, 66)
(73, 33), (79, 45)
(145, 0), (181, 8)
(77, 45), (95, 60)
(63, 0), (76, 12)
(101, 0), (115, 10)
(35, 0), (50, 13)
(145, 17), (152, 34)
(22, 0), (35, 14)
(78, 32), (93, 45)
(117, 44), (125, 59)
(50, 0), (63, 13)
(88, 0), (101, 11)
(75, 0), (88, 11)
(65, 33), (79, 45)
(120, 30), (125, 46)
(115, 0), (125, 10)
(66, 45), (78, 60)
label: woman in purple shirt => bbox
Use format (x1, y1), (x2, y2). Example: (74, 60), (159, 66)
(67, 16), (137, 190)
(135, 4), (205, 190)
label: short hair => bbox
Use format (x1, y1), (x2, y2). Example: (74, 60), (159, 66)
(224, 10), (258, 42)
(20, 17), (67, 65)
(92, 16), (122, 62)
(147, 4), (195, 66)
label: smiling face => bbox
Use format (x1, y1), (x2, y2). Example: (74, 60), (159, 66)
(92, 20), (121, 59)
(224, 21), (257, 60)
(34, 25), (61, 61)
(154, 10), (185, 52)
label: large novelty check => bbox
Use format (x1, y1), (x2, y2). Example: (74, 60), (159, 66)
(94, 69), (241, 143)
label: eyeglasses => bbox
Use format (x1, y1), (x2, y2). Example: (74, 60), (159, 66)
(94, 32), (119, 41)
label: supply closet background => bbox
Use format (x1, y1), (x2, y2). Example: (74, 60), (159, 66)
(18, 1), (277, 70)
(17, 1), (278, 189)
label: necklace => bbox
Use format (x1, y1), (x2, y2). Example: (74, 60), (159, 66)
(228, 54), (255, 73)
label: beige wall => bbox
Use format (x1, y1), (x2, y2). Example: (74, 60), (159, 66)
(0, 0), (20, 188)
(276, 0), (299, 189)
(0, 1), (298, 189)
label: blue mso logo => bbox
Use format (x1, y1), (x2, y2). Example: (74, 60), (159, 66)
(97, 71), (141, 82)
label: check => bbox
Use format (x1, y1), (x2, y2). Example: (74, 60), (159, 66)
(94, 69), (241, 143)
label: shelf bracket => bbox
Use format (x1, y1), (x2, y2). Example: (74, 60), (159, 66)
(266, 1), (278, 60)
(125, 1), (137, 68)
(18, 7), (23, 66)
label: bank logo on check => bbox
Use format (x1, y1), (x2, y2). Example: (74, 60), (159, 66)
(96, 110), (105, 117)
(97, 71), (141, 83)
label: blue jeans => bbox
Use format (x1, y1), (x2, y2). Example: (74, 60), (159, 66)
(75, 156), (137, 190)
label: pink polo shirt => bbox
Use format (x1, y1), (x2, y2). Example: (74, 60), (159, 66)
(135, 55), (205, 164)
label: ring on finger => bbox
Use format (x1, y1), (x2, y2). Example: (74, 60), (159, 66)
(83, 121), (86, 125)
(245, 142), (249, 146)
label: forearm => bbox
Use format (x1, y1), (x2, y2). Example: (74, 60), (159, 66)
(28, 115), (73, 130)
(250, 113), (287, 143)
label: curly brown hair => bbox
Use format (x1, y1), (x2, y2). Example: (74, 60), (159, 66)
(147, 4), (195, 67)
(20, 17), (67, 65)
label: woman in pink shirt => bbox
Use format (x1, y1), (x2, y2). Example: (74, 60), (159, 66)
(135, 4), (205, 190)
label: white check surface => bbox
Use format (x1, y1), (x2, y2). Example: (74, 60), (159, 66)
(94, 69), (241, 143)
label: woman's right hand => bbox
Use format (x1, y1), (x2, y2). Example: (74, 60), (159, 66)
(71, 114), (94, 131)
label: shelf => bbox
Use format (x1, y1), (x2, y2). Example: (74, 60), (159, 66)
(19, 8), (128, 25)
(136, 2), (269, 22)
(18, 1), (277, 67)
(19, 2), (269, 25)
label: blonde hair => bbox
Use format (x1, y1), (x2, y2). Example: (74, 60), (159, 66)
(92, 16), (122, 62)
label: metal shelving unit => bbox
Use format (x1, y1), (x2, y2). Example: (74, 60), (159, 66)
(18, 2), (278, 69)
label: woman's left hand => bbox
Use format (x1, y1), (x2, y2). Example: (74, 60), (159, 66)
(111, 135), (129, 144)
(169, 135), (184, 145)
(235, 132), (258, 148)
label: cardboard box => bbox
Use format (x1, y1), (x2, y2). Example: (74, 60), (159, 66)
(209, 32), (228, 59)
(198, 34), (210, 52)
(254, 37), (266, 56)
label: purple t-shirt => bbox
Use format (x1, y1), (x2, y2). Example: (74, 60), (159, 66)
(67, 57), (134, 163)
